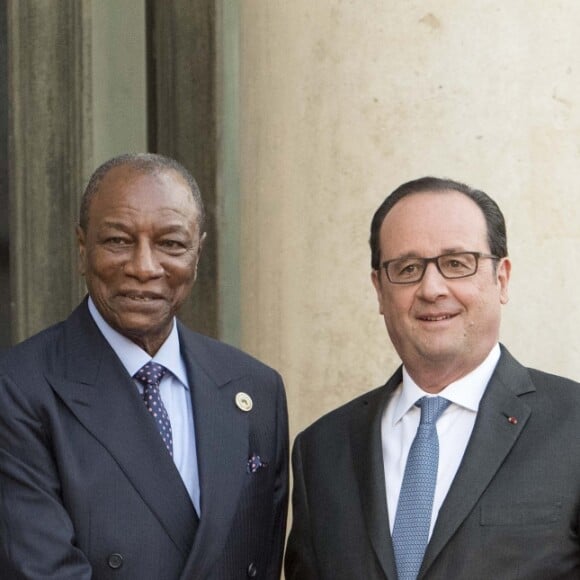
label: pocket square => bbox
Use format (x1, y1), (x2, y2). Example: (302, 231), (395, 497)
(247, 453), (268, 474)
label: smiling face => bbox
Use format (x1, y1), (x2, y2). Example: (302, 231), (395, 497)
(77, 165), (205, 355)
(371, 190), (510, 391)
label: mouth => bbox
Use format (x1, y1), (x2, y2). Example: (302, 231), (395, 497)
(118, 292), (163, 302)
(417, 313), (458, 322)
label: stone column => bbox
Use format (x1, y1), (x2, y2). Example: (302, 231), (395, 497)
(8, 0), (92, 342)
(0, 3), (10, 346)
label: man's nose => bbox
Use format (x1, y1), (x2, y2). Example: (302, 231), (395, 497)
(124, 242), (164, 280)
(416, 261), (448, 299)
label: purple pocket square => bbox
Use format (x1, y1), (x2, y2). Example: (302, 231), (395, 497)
(247, 453), (268, 474)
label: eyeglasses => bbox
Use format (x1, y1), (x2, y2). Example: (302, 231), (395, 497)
(379, 251), (500, 284)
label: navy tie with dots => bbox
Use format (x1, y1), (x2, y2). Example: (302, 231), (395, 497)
(134, 361), (173, 457)
(392, 396), (451, 580)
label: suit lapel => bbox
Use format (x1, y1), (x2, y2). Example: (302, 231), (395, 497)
(421, 348), (535, 576)
(177, 328), (249, 578)
(351, 372), (402, 580)
(46, 302), (197, 556)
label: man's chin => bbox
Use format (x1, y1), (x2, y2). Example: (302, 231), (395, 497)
(111, 315), (172, 345)
(414, 340), (464, 364)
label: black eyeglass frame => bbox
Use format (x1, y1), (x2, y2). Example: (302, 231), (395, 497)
(378, 251), (501, 285)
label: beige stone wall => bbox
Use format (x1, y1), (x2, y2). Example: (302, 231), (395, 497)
(238, 2), (580, 439)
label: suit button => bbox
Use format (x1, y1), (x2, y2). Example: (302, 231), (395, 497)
(247, 562), (257, 577)
(107, 553), (124, 569)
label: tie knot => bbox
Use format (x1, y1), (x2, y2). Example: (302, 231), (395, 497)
(416, 396), (450, 425)
(134, 361), (167, 388)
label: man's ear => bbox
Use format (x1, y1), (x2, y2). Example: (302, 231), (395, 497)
(76, 225), (87, 276)
(497, 257), (511, 305)
(198, 231), (207, 257)
(194, 232), (207, 279)
(371, 269), (385, 315)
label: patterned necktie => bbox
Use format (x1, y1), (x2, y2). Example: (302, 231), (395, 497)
(134, 361), (173, 457)
(392, 396), (451, 580)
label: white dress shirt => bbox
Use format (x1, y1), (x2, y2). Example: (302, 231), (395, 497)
(88, 298), (201, 514)
(381, 344), (501, 539)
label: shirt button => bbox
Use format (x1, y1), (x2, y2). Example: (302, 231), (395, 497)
(107, 553), (124, 569)
(247, 562), (258, 577)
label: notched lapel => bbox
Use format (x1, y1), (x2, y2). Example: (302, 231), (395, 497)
(351, 374), (401, 580)
(179, 350), (250, 577)
(421, 351), (534, 576)
(46, 306), (197, 557)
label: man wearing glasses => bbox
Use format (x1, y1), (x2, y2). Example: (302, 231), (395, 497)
(285, 177), (580, 579)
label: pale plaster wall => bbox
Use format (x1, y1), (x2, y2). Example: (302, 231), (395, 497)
(238, 2), (580, 439)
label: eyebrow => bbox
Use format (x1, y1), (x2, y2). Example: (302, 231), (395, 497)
(387, 248), (470, 260)
(98, 220), (191, 234)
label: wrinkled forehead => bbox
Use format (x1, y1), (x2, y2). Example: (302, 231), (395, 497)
(86, 167), (200, 231)
(99, 165), (193, 198)
(94, 166), (199, 213)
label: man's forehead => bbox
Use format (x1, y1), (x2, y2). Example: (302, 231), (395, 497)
(385, 190), (484, 223)
(93, 166), (196, 209)
(380, 191), (488, 250)
(100, 164), (187, 189)
(85, 166), (201, 231)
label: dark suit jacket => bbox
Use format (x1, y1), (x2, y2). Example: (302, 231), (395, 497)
(285, 346), (580, 579)
(0, 300), (288, 580)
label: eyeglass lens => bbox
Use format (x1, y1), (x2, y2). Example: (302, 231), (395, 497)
(387, 252), (478, 283)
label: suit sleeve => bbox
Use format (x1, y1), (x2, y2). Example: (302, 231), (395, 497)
(265, 371), (290, 580)
(0, 372), (92, 579)
(284, 432), (320, 580)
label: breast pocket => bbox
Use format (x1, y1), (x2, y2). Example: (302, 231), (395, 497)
(480, 501), (562, 526)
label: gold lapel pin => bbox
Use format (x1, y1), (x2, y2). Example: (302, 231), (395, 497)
(235, 392), (253, 412)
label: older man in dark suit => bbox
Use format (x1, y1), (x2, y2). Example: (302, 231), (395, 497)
(285, 177), (580, 579)
(0, 153), (288, 579)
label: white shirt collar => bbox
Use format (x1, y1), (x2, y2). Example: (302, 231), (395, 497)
(393, 343), (501, 424)
(87, 297), (189, 388)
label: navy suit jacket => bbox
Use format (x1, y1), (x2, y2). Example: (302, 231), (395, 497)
(285, 347), (580, 579)
(0, 300), (288, 579)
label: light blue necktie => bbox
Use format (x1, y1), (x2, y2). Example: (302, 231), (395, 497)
(134, 361), (173, 457)
(392, 396), (451, 580)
